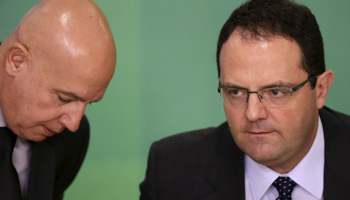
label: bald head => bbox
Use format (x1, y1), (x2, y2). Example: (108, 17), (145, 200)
(17, 0), (115, 67)
(0, 0), (116, 141)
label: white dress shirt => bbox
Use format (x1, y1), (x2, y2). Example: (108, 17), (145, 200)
(245, 117), (324, 200)
(0, 107), (31, 199)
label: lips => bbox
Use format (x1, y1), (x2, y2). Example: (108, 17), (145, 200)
(248, 131), (273, 134)
(245, 130), (276, 136)
(43, 126), (59, 137)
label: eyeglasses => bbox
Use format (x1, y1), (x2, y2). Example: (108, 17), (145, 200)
(218, 75), (315, 108)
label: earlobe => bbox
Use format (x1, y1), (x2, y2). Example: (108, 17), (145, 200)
(5, 43), (29, 77)
(315, 70), (334, 109)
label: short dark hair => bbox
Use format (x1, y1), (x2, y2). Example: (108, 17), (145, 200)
(216, 0), (325, 88)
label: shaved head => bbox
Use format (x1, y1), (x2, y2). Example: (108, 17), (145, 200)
(4, 0), (115, 62)
(0, 0), (116, 141)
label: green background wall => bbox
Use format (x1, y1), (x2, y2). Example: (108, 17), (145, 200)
(1, 0), (350, 199)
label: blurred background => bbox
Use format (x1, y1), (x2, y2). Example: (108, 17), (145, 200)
(1, 0), (350, 199)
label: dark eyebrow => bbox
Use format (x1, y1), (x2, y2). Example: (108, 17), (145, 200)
(261, 82), (295, 89)
(220, 83), (248, 90)
(220, 81), (296, 90)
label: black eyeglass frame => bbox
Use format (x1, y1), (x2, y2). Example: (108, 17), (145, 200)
(217, 75), (316, 105)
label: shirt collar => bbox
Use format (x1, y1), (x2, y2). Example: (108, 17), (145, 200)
(245, 116), (324, 200)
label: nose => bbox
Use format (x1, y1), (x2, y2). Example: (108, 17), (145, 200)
(59, 102), (86, 132)
(245, 93), (268, 122)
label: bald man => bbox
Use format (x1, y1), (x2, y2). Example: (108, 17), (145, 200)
(0, 0), (116, 199)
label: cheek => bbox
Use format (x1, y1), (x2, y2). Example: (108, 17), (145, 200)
(33, 93), (59, 113)
(224, 106), (246, 132)
(268, 108), (291, 128)
(21, 87), (59, 120)
(269, 98), (317, 139)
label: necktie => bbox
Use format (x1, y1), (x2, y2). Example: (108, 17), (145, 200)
(272, 176), (297, 200)
(0, 127), (22, 200)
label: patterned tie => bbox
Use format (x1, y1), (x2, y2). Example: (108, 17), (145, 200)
(272, 176), (297, 200)
(0, 127), (22, 200)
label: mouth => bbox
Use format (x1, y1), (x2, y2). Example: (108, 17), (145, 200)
(43, 126), (59, 137)
(247, 131), (275, 135)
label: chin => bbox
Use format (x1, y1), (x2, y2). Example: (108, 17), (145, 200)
(245, 147), (278, 163)
(23, 132), (48, 142)
(31, 137), (47, 142)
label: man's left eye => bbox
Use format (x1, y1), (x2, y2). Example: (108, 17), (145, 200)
(271, 89), (280, 95)
(58, 96), (72, 103)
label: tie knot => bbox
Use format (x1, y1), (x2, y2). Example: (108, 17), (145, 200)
(272, 176), (297, 200)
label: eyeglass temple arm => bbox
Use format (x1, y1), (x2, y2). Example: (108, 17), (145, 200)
(291, 75), (316, 92)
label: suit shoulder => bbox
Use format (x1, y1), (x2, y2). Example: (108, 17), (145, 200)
(320, 106), (350, 130)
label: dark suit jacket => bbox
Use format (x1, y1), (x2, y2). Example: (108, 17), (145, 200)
(24, 115), (90, 200)
(140, 107), (350, 199)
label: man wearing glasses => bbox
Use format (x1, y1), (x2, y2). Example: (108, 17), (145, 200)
(140, 0), (349, 199)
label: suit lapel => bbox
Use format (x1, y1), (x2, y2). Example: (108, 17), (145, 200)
(320, 107), (350, 199)
(201, 126), (245, 200)
(26, 141), (55, 200)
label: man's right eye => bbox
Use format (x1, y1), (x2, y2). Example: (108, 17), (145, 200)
(227, 89), (245, 96)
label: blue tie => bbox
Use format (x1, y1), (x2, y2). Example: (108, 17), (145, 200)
(272, 176), (297, 200)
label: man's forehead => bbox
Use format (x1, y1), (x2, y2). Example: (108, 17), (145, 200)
(220, 30), (303, 66)
(219, 31), (308, 89)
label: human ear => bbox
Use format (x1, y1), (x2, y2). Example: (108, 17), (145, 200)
(5, 43), (29, 77)
(315, 70), (334, 109)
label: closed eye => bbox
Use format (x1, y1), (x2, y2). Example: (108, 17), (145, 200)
(58, 96), (73, 103)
